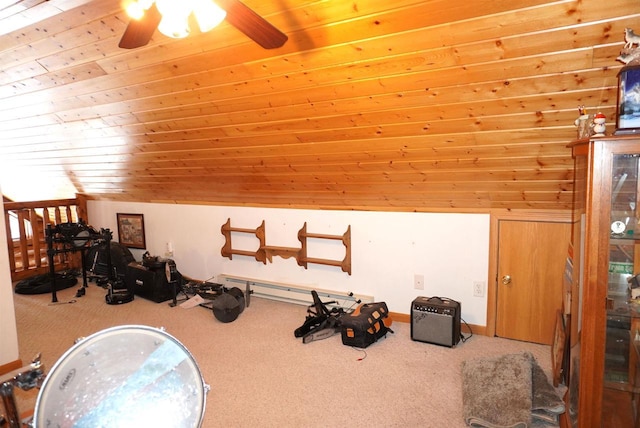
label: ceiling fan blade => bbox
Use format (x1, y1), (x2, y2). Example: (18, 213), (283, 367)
(217, 0), (288, 49)
(118, 3), (162, 49)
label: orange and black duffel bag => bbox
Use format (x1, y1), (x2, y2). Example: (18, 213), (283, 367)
(340, 302), (393, 348)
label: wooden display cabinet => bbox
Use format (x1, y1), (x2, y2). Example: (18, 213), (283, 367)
(569, 136), (640, 427)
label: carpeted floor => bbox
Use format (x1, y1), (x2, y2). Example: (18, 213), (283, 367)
(12, 281), (556, 427)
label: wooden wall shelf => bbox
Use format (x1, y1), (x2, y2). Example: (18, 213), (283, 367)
(220, 219), (266, 260)
(298, 223), (351, 274)
(220, 218), (351, 275)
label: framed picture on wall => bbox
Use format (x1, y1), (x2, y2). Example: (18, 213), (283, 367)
(117, 213), (146, 249)
(615, 65), (640, 135)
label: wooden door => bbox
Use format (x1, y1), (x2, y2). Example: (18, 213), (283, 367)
(496, 220), (571, 345)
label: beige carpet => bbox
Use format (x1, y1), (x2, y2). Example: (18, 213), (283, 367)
(12, 282), (554, 427)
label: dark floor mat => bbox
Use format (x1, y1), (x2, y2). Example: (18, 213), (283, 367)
(15, 272), (78, 295)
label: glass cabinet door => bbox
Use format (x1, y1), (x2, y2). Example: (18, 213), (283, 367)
(570, 138), (640, 427)
(606, 154), (639, 391)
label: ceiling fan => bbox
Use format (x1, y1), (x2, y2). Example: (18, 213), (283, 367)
(119, 0), (288, 50)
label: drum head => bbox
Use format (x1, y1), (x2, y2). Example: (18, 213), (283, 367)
(34, 325), (207, 428)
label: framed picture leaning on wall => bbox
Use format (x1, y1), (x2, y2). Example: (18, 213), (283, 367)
(117, 213), (146, 249)
(615, 65), (640, 135)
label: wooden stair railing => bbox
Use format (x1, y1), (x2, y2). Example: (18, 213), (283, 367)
(3, 196), (88, 281)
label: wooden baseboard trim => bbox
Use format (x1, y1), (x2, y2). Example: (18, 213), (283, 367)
(390, 312), (487, 336)
(0, 359), (23, 377)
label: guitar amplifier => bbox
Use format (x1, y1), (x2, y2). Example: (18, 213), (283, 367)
(411, 296), (461, 347)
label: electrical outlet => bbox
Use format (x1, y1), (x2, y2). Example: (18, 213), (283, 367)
(165, 242), (174, 257)
(473, 281), (485, 297)
(414, 274), (424, 290)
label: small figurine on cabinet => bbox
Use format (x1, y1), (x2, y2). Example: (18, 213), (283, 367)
(624, 28), (640, 49)
(574, 105), (591, 139)
(617, 28), (640, 66)
(591, 112), (606, 136)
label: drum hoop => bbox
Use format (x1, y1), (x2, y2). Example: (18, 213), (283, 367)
(34, 324), (207, 427)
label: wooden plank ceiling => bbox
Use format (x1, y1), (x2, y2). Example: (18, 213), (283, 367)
(0, 0), (636, 211)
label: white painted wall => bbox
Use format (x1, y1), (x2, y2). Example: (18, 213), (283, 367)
(0, 186), (20, 366)
(88, 201), (491, 325)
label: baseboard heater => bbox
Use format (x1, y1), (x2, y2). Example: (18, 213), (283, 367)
(216, 274), (373, 310)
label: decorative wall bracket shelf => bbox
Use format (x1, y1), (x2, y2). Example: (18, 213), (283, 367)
(220, 218), (351, 275)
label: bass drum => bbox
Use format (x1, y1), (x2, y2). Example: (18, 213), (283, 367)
(33, 325), (209, 428)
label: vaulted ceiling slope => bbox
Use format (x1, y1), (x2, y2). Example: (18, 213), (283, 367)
(0, 0), (636, 211)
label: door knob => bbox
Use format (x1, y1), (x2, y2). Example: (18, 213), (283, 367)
(501, 275), (512, 285)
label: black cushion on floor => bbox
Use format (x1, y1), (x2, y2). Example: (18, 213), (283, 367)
(15, 272), (78, 295)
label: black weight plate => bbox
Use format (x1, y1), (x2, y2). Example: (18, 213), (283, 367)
(211, 293), (241, 323)
(227, 287), (245, 314)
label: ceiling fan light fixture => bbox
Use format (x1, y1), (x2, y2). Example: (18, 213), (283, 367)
(138, 0), (155, 9)
(193, 0), (226, 33)
(119, 0), (287, 49)
(155, 0), (191, 15)
(123, 0), (154, 20)
(124, 1), (145, 20)
(156, 0), (193, 38)
(158, 15), (191, 38)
